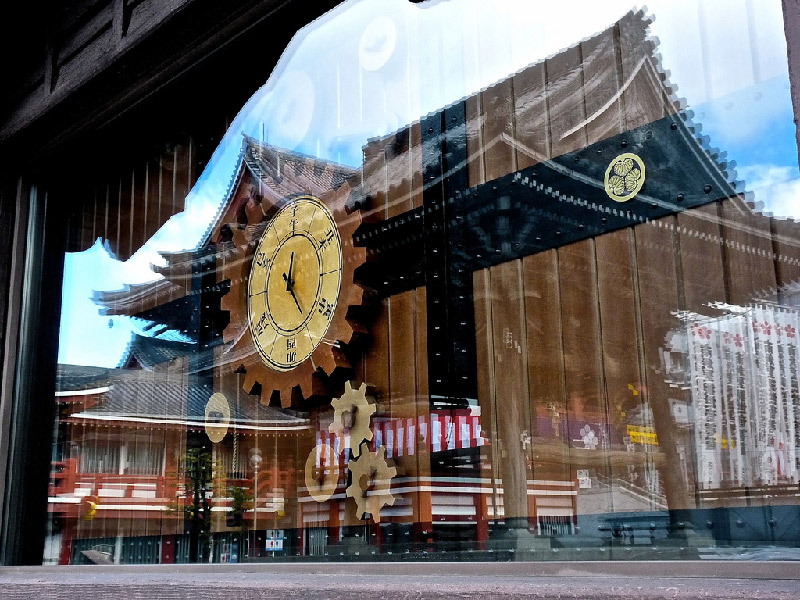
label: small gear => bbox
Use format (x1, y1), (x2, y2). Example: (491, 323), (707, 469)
(304, 443), (340, 503)
(329, 381), (376, 457)
(346, 446), (397, 523)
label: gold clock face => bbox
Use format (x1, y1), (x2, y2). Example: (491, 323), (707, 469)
(247, 196), (343, 372)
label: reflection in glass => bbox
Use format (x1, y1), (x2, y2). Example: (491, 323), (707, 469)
(46, 0), (800, 564)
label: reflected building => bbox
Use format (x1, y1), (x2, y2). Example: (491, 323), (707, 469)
(44, 8), (800, 563)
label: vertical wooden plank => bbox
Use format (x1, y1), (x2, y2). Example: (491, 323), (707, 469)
(364, 299), (390, 420)
(595, 230), (646, 506)
(119, 170), (133, 261)
(385, 120), (418, 526)
(158, 150), (170, 237)
(772, 218), (800, 299)
(480, 79), (517, 182)
(387, 290), (416, 526)
(488, 259), (532, 523)
(633, 218), (695, 510)
(557, 239), (612, 516)
(413, 287), (432, 534)
(677, 203), (727, 312)
(386, 128), (413, 219)
(361, 132), (391, 418)
(145, 157), (161, 241)
(174, 141), (190, 216)
(580, 28), (625, 145)
(616, 13), (666, 130)
(131, 162), (148, 255)
(719, 203), (777, 305)
(79, 189), (98, 252)
(545, 44), (588, 158)
(473, 269), (500, 519)
(465, 94), (485, 189)
(522, 250), (569, 483)
(410, 123), (424, 210)
(361, 140), (387, 222)
(91, 184), (101, 248)
(188, 137), (198, 188)
(512, 61), (549, 169)
(106, 179), (120, 259)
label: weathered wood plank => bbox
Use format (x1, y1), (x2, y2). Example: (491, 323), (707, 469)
(473, 268), (500, 515)
(481, 79), (516, 182)
(719, 201), (778, 305)
(581, 28), (624, 146)
(595, 229), (644, 504)
(546, 44), (588, 158)
(633, 217), (695, 510)
(677, 203), (727, 312)
(616, 14), (666, 130)
(465, 94), (485, 189)
(512, 61), (549, 169)
(522, 250), (568, 482)
(488, 259), (532, 522)
(557, 239), (611, 515)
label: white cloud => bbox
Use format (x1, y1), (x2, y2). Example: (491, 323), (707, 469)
(738, 164), (800, 218)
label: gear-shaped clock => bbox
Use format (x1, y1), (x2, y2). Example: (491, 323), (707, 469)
(221, 178), (369, 407)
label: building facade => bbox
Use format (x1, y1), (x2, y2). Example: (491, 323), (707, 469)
(1, 0), (800, 566)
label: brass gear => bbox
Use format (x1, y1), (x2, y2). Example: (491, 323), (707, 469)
(346, 446), (397, 523)
(219, 169), (368, 407)
(304, 443), (340, 503)
(329, 381), (376, 458)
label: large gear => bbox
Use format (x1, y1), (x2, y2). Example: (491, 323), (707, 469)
(346, 446), (397, 523)
(218, 148), (369, 408)
(329, 381), (376, 458)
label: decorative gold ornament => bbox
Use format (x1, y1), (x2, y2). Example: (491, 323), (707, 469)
(329, 381), (376, 457)
(346, 446), (397, 523)
(304, 443), (340, 502)
(204, 392), (231, 443)
(604, 152), (645, 202)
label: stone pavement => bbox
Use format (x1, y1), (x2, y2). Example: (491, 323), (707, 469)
(0, 561), (799, 599)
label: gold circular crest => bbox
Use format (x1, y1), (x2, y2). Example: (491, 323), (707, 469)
(304, 443), (340, 502)
(247, 196), (343, 372)
(204, 392), (231, 443)
(604, 152), (645, 202)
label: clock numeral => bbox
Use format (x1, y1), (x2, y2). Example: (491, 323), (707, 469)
(255, 312), (268, 336)
(319, 229), (335, 250)
(287, 350), (297, 363)
(255, 251), (269, 268)
(318, 298), (333, 319)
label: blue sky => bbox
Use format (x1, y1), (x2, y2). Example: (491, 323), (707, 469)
(58, 0), (800, 368)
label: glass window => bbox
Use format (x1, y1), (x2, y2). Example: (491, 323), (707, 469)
(46, 0), (800, 564)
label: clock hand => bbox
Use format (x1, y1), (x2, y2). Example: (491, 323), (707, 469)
(288, 285), (303, 314)
(284, 252), (295, 291)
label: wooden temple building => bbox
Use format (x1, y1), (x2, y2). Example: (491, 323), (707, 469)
(49, 9), (800, 562)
